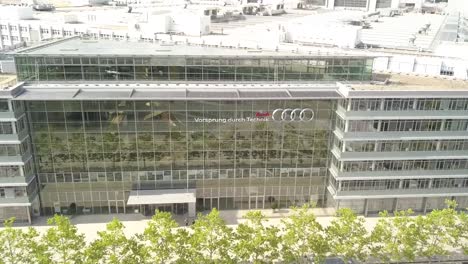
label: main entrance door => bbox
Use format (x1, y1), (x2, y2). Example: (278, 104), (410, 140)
(249, 196), (265, 209)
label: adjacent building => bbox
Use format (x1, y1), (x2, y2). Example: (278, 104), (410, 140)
(0, 37), (467, 223)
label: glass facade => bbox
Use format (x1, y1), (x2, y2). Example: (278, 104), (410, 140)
(15, 56), (373, 82)
(26, 99), (335, 215)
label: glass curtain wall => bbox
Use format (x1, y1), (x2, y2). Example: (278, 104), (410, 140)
(26, 99), (335, 214)
(15, 56), (373, 82)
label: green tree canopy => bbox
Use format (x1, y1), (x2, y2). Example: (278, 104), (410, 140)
(414, 201), (461, 261)
(370, 209), (418, 262)
(85, 218), (143, 264)
(185, 208), (235, 263)
(326, 208), (370, 262)
(280, 203), (328, 263)
(43, 215), (86, 264)
(0, 218), (48, 264)
(456, 209), (468, 255)
(140, 210), (179, 264)
(233, 211), (281, 263)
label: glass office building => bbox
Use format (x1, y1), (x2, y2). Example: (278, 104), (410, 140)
(27, 99), (334, 215)
(0, 37), (467, 222)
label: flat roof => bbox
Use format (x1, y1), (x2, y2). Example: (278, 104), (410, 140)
(127, 189), (196, 205)
(351, 74), (468, 91)
(17, 37), (374, 58)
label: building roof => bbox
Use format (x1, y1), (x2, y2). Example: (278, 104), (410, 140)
(351, 74), (468, 91)
(341, 73), (468, 98)
(17, 37), (373, 58)
(0, 74), (17, 90)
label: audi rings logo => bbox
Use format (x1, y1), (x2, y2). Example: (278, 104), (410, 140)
(271, 108), (314, 122)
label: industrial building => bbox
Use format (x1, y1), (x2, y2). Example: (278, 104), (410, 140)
(0, 37), (467, 223)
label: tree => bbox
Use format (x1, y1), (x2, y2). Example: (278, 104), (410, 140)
(185, 209), (235, 263)
(173, 227), (194, 264)
(85, 218), (143, 264)
(326, 208), (370, 262)
(233, 211), (281, 263)
(43, 214), (86, 264)
(281, 204), (329, 263)
(140, 210), (179, 264)
(413, 200), (461, 261)
(456, 209), (468, 255)
(370, 209), (418, 262)
(0, 218), (48, 264)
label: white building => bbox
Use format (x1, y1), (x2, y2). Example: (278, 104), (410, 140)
(0, 5), (211, 50)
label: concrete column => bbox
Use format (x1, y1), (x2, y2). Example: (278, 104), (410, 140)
(11, 120), (17, 134)
(392, 198), (398, 213)
(7, 100), (13, 112)
(436, 140), (441, 151)
(188, 202), (196, 217)
(364, 199), (369, 216)
(422, 197), (428, 214)
(327, 0), (335, 9)
(27, 206), (31, 224)
(335, 200), (341, 211)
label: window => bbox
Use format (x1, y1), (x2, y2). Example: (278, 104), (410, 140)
(0, 100), (9, 112)
(0, 122), (13, 134)
(1, 35), (9, 40)
(20, 26), (28, 32)
(416, 99), (442, 110)
(15, 188), (25, 197)
(11, 36), (18, 41)
(0, 189), (4, 198)
(52, 29), (61, 35)
(0, 25), (6, 30)
(15, 117), (26, 134)
(350, 99), (381, 111)
(40, 28), (49, 34)
(448, 99), (468, 110)
(342, 159), (468, 172)
(10, 26), (17, 31)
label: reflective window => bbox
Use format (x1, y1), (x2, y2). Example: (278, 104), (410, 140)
(15, 55), (372, 82)
(27, 99), (334, 213)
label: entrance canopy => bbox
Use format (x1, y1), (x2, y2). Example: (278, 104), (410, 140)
(127, 189), (196, 205)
